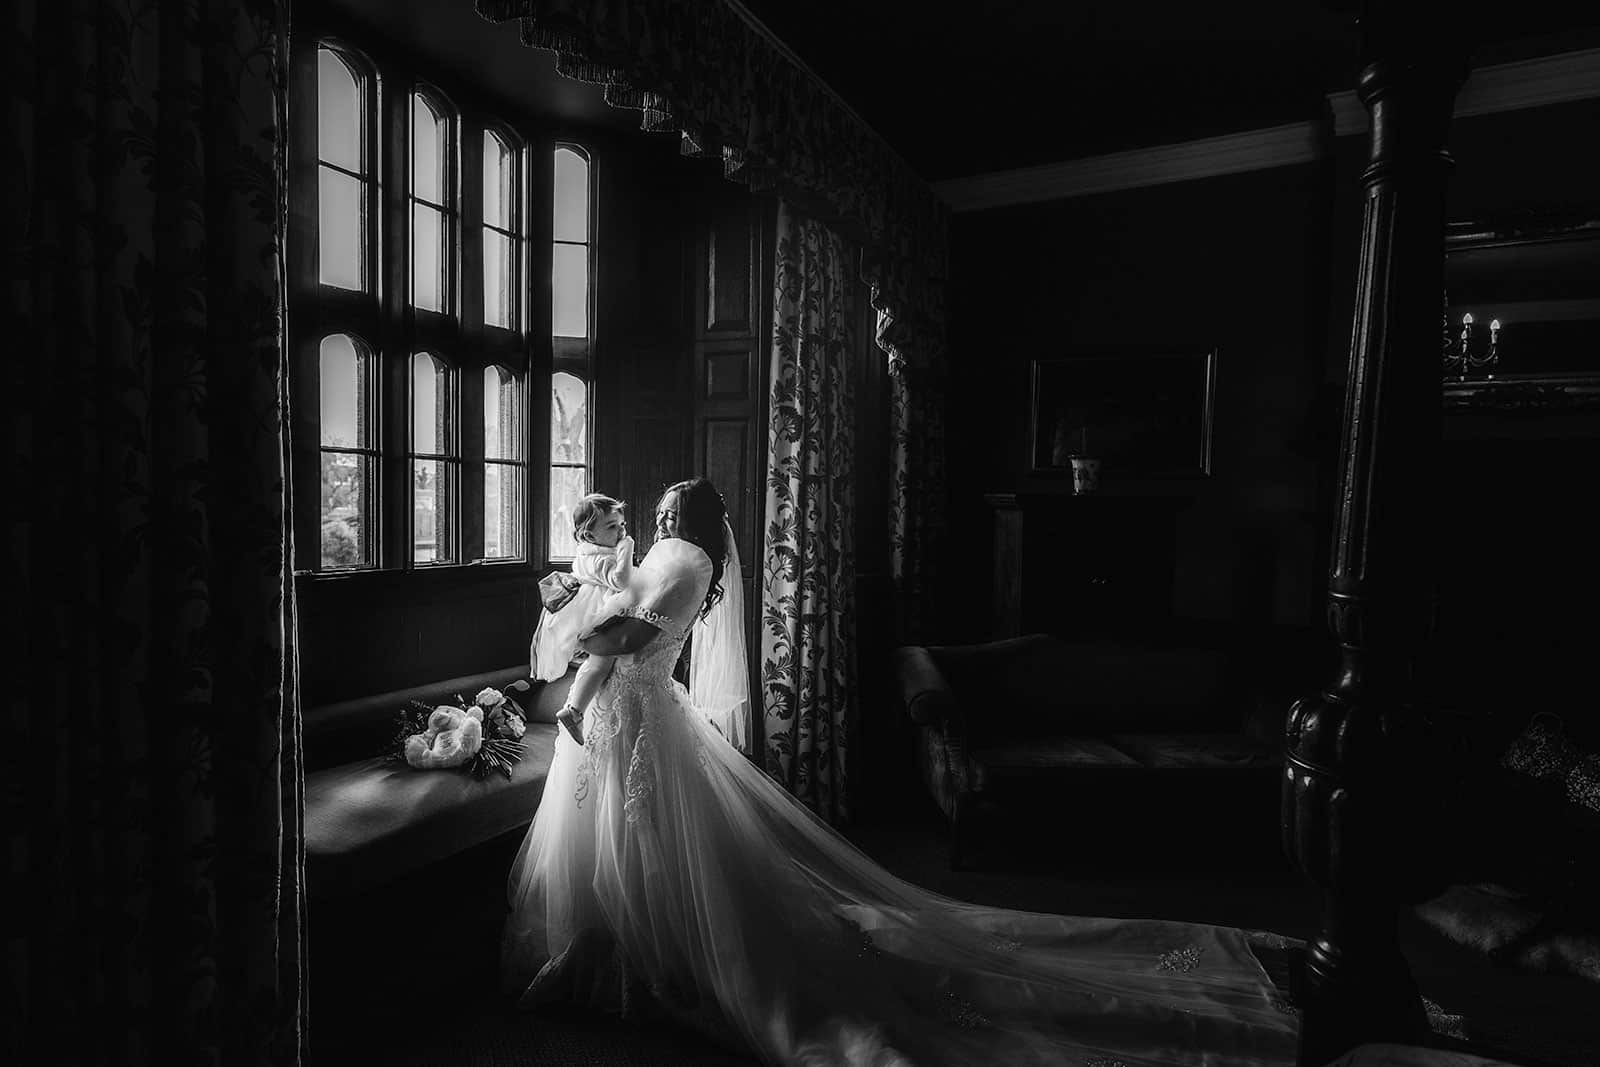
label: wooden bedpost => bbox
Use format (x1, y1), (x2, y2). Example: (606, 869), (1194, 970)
(1283, 8), (1469, 1064)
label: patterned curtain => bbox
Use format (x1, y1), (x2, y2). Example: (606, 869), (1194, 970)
(8, 3), (304, 1064)
(762, 204), (858, 823)
(472, 0), (950, 623)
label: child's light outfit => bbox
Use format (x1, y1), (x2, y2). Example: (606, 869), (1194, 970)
(530, 536), (635, 682)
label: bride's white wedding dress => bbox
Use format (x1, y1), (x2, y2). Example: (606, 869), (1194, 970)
(504, 538), (1301, 1066)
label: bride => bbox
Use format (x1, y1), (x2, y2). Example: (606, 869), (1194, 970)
(503, 477), (1301, 1066)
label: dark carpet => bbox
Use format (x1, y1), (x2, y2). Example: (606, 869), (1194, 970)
(309, 792), (1596, 1066)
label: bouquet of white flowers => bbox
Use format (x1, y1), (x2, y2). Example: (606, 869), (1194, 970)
(387, 680), (533, 780)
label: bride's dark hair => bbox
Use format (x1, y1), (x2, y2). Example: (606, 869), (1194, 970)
(658, 477), (726, 620)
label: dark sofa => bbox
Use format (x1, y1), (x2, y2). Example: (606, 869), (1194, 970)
(303, 664), (574, 898)
(893, 633), (1287, 868)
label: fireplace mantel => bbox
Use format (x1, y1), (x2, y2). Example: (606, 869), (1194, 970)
(985, 492), (1191, 640)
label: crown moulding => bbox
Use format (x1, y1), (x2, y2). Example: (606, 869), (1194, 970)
(936, 47), (1600, 212)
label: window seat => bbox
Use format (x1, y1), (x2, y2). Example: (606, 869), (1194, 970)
(304, 664), (574, 898)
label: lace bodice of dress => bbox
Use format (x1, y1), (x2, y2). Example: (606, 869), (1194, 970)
(574, 621), (697, 825)
(571, 539), (712, 821)
(613, 622), (693, 687)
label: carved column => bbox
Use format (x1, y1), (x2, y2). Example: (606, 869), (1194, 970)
(1283, 10), (1469, 1065)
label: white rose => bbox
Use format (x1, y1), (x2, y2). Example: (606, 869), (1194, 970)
(475, 687), (505, 709)
(486, 705), (527, 740)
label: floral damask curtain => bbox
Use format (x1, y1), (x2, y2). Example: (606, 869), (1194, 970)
(762, 204), (859, 823)
(472, 0), (949, 628)
(8, 2), (304, 1064)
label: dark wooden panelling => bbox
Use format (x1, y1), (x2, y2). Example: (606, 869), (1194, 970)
(704, 345), (753, 401)
(689, 191), (772, 757)
(296, 571), (540, 706)
(692, 202), (767, 552)
(622, 416), (689, 524)
(707, 208), (754, 334)
(704, 418), (751, 551)
(591, 137), (694, 520)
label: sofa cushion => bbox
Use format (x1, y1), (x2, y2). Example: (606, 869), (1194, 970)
(1414, 882), (1600, 985)
(1106, 732), (1280, 770)
(969, 737), (1142, 791)
(305, 722), (558, 897)
(1446, 714), (1600, 905)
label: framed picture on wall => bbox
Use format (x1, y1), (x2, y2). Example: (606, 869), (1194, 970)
(1029, 349), (1217, 478)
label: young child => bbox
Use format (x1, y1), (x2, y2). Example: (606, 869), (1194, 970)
(529, 494), (634, 744)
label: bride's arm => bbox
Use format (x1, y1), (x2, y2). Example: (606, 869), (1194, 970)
(578, 616), (660, 656)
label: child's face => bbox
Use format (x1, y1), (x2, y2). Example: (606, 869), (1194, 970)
(589, 509), (627, 548)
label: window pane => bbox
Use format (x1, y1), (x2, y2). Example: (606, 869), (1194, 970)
(320, 451), (372, 569)
(318, 166), (363, 291)
(548, 465), (587, 560)
(412, 459), (451, 563)
(317, 48), (362, 173)
(412, 93), (445, 204)
(484, 462), (524, 559)
(553, 147), (588, 243)
(483, 131), (511, 229)
(484, 228), (512, 328)
(484, 366), (520, 460)
(319, 334), (367, 447)
(550, 371), (587, 465)
(412, 202), (444, 312)
(412, 352), (449, 454)
(552, 243), (588, 337)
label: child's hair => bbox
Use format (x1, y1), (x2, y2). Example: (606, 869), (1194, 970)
(571, 493), (625, 545)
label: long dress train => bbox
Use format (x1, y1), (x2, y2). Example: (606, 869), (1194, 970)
(503, 538), (1300, 1066)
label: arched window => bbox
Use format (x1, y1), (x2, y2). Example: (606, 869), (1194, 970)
(548, 369), (589, 559)
(548, 144), (593, 561)
(411, 351), (458, 563)
(483, 365), (526, 559)
(292, 34), (567, 572)
(482, 127), (524, 331)
(411, 88), (456, 314)
(552, 145), (591, 339)
(317, 45), (372, 291)
(318, 334), (376, 569)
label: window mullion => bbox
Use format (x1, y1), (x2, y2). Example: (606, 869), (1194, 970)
(462, 116), (485, 347)
(380, 69), (410, 573)
(461, 361), (485, 562)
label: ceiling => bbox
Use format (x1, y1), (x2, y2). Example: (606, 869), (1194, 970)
(737, 1), (1600, 180)
(739, 0), (1360, 178)
(313, 1), (1600, 183)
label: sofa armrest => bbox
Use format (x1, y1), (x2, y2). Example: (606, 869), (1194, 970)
(891, 646), (959, 728)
